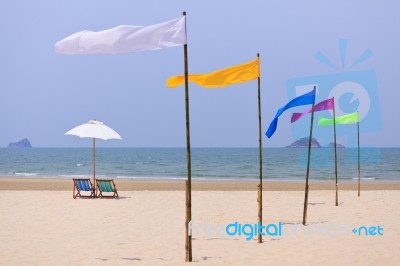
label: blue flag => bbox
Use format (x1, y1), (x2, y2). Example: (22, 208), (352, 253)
(266, 88), (316, 138)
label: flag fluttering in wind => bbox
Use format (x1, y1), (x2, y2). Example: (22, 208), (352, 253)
(294, 97), (339, 206)
(265, 88), (316, 138)
(55, 16), (186, 54)
(166, 58), (259, 88)
(318, 111), (362, 197)
(291, 97), (334, 123)
(265, 87), (316, 225)
(318, 112), (359, 126)
(168, 55), (264, 243)
(55, 14), (193, 261)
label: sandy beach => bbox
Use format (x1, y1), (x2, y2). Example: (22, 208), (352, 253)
(0, 178), (399, 265)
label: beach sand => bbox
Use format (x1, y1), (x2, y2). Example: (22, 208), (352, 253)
(0, 178), (399, 265)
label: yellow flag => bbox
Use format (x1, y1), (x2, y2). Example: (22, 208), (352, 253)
(167, 58), (260, 88)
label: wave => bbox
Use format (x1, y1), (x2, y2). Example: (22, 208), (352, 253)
(116, 176), (263, 181)
(58, 174), (91, 179)
(116, 176), (186, 181)
(14, 172), (38, 177)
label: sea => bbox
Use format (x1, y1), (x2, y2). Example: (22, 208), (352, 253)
(0, 148), (399, 182)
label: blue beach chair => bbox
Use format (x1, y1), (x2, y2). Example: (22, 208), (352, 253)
(96, 179), (119, 198)
(73, 178), (95, 199)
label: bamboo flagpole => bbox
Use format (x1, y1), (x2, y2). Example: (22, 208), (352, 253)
(256, 53), (263, 243)
(167, 51), (261, 248)
(93, 138), (96, 197)
(182, 11), (193, 262)
(319, 111), (360, 199)
(166, 42), (260, 254)
(266, 87), (316, 225)
(56, 12), (185, 253)
(302, 87), (316, 226)
(357, 111), (361, 197)
(291, 97), (337, 206)
(333, 98), (338, 206)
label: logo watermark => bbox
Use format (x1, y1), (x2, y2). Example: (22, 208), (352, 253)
(189, 221), (384, 241)
(352, 225), (384, 236)
(226, 221), (282, 241)
(286, 39), (381, 167)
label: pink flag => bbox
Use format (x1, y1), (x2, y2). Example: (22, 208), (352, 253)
(291, 97), (334, 123)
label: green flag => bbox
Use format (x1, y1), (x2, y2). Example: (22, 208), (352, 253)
(318, 112), (359, 126)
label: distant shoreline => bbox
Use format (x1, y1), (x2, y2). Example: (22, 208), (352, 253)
(1, 177), (399, 191)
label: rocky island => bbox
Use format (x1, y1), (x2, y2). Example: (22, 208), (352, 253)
(7, 138), (32, 148)
(286, 137), (321, 148)
(327, 142), (345, 148)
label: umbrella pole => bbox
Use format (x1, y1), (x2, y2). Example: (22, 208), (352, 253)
(93, 138), (96, 197)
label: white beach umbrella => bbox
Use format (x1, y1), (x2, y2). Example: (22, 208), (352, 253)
(65, 120), (122, 195)
(66, 119), (122, 140)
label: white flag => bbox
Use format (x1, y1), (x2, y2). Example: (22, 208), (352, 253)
(55, 16), (186, 54)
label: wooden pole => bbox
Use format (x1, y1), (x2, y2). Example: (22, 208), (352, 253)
(333, 98), (338, 206)
(93, 137), (96, 197)
(256, 53), (263, 243)
(185, 180), (190, 260)
(357, 112), (360, 197)
(302, 87), (315, 226)
(182, 11), (192, 262)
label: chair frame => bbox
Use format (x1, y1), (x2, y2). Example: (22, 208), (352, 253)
(72, 178), (95, 199)
(96, 179), (119, 198)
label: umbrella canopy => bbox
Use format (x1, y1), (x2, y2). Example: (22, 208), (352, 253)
(65, 120), (121, 140)
(65, 120), (121, 197)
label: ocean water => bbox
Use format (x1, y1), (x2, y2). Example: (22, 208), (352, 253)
(0, 148), (398, 182)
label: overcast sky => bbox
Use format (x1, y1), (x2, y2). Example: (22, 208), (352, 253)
(0, 1), (399, 148)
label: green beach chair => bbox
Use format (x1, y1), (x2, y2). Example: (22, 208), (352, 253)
(96, 179), (119, 198)
(72, 178), (95, 199)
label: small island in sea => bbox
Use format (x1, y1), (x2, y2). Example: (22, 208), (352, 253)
(286, 138), (346, 148)
(286, 137), (321, 148)
(7, 138), (32, 148)
(327, 142), (346, 148)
